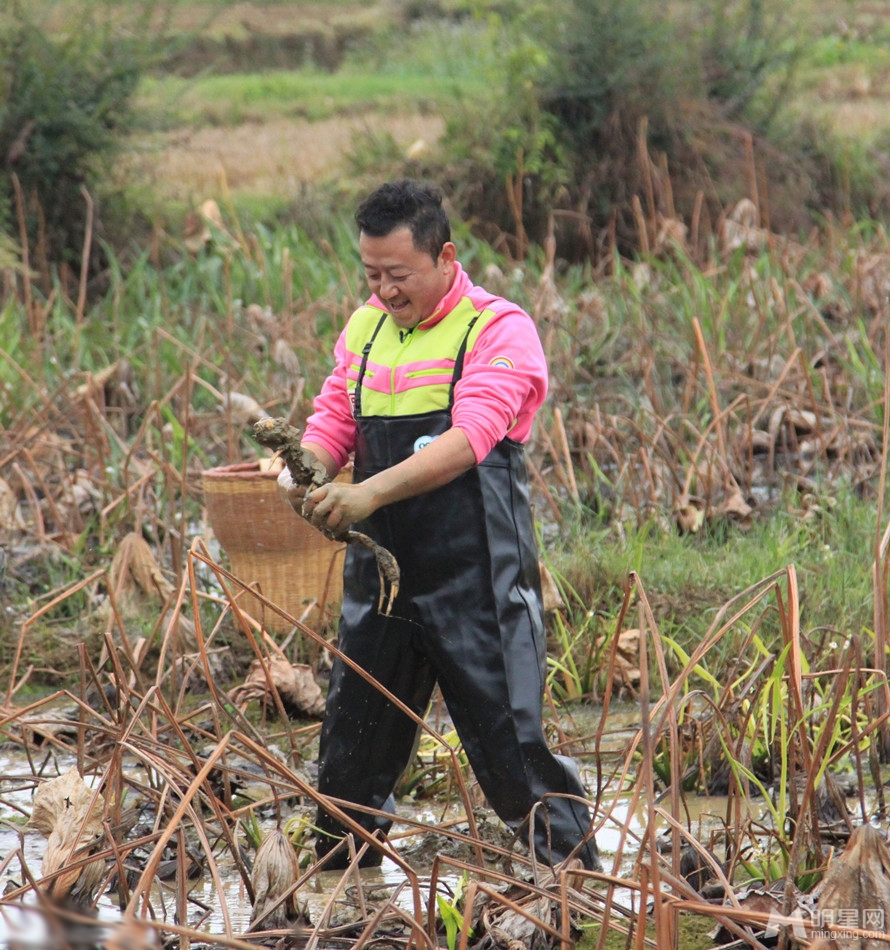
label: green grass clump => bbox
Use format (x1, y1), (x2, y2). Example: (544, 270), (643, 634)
(132, 12), (492, 129)
(135, 68), (459, 129)
(547, 486), (878, 695)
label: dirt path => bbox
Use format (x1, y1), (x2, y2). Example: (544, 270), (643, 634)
(130, 112), (444, 204)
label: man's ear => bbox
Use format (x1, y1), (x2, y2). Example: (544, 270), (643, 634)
(440, 241), (457, 270)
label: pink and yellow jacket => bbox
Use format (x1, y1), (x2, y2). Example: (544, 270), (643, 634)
(303, 262), (549, 468)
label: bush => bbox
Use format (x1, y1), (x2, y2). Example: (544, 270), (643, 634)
(0, 2), (147, 276)
(414, 0), (842, 258)
(696, 0), (803, 126)
(537, 0), (684, 157)
(404, 3), (570, 258)
(438, 0), (692, 257)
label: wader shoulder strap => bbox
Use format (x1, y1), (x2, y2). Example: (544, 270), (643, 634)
(353, 313), (388, 417)
(448, 313), (480, 411)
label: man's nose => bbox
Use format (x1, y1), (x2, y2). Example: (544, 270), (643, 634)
(379, 276), (397, 299)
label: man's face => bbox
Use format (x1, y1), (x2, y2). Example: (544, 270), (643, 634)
(359, 226), (456, 329)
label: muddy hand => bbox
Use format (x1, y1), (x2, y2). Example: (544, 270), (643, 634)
(302, 482), (375, 538)
(302, 483), (400, 615)
(254, 417), (400, 615)
(277, 467), (308, 514)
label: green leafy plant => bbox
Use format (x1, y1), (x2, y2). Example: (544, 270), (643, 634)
(239, 810), (264, 851)
(397, 728), (470, 799)
(436, 872), (468, 950)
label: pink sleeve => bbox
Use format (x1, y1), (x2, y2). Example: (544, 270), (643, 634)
(302, 331), (356, 470)
(451, 302), (549, 462)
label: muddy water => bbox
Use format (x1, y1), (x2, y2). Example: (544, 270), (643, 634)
(0, 702), (762, 943)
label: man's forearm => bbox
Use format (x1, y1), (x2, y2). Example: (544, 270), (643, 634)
(362, 427), (476, 509)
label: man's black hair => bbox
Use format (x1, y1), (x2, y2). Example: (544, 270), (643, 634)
(355, 179), (451, 263)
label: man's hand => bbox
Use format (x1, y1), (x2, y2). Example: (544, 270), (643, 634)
(276, 466), (309, 514)
(274, 449), (373, 538)
(254, 418), (400, 613)
(302, 481), (377, 536)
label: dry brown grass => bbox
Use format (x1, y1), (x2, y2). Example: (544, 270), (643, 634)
(127, 113), (444, 203)
(156, 1), (372, 36)
(35, 1), (374, 37)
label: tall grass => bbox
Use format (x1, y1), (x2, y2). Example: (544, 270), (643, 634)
(2, 195), (888, 675)
(2, 512), (885, 947)
(2, 192), (890, 950)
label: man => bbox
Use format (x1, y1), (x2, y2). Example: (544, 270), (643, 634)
(278, 179), (601, 873)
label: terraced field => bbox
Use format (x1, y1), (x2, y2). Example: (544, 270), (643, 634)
(119, 0), (890, 220)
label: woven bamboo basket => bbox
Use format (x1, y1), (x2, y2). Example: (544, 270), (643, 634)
(202, 461), (347, 631)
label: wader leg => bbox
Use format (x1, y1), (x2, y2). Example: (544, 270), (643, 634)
(315, 605), (435, 869)
(426, 600), (602, 871)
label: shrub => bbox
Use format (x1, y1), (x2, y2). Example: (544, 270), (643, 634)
(447, 0), (693, 257)
(0, 1), (147, 276)
(423, 0), (842, 257)
(695, 0), (803, 126)
(414, 4), (570, 258)
(537, 0), (684, 158)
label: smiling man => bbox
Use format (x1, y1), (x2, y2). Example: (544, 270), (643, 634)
(278, 179), (602, 874)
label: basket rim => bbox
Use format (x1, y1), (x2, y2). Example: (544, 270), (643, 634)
(203, 460), (278, 480)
